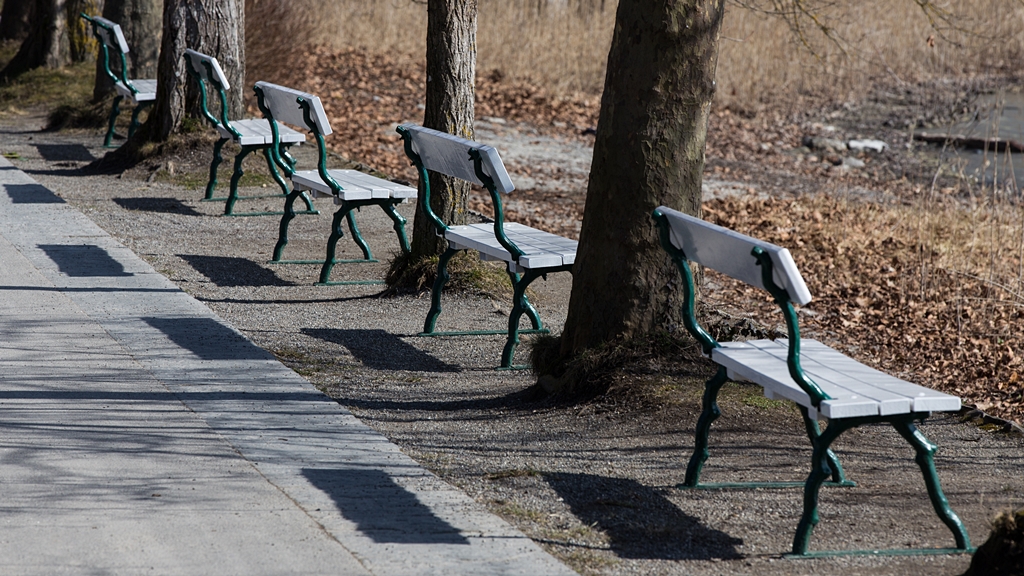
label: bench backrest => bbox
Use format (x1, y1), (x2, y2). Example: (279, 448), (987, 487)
(655, 206), (812, 305)
(398, 124), (514, 194)
(254, 81), (332, 136)
(81, 14), (136, 92)
(183, 49), (230, 91)
(87, 16), (129, 55)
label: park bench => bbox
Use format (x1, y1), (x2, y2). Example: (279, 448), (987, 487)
(397, 124), (577, 368)
(651, 205), (972, 557)
(183, 49), (316, 218)
(81, 14), (157, 148)
(255, 81), (415, 284)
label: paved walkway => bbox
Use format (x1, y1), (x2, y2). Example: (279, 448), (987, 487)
(0, 156), (574, 574)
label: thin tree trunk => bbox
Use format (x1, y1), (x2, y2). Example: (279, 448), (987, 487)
(0, 0), (34, 42)
(0, 0), (70, 80)
(557, 0), (725, 364)
(411, 0), (478, 258)
(92, 0), (162, 102)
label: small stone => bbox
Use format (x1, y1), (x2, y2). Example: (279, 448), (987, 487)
(848, 139), (888, 153)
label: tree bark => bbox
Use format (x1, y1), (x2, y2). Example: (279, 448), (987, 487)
(0, 0), (70, 80)
(411, 0), (478, 258)
(0, 0), (34, 42)
(136, 0), (244, 144)
(67, 0), (101, 62)
(92, 0), (163, 102)
(556, 0), (725, 364)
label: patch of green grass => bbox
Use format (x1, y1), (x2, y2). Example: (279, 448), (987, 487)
(740, 392), (789, 411)
(0, 58), (95, 117)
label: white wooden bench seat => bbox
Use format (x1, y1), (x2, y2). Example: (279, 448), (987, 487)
(82, 15), (158, 148)
(715, 339), (960, 419)
(116, 78), (156, 101)
(183, 49), (315, 218)
(291, 169), (416, 202)
(397, 123), (577, 368)
(215, 118), (305, 147)
(445, 222), (577, 270)
(652, 205), (971, 557)
(255, 81), (413, 285)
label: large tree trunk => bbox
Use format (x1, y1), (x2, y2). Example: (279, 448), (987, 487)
(410, 0), (478, 258)
(0, 0), (34, 42)
(0, 0), (70, 80)
(92, 0), (161, 102)
(145, 0), (244, 141)
(555, 0), (725, 366)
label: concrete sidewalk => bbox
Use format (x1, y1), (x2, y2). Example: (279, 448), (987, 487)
(0, 156), (574, 575)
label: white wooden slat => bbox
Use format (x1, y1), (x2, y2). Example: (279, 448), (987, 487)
(114, 80), (157, 102)
(254, 82), (332, 136)
(333, 170), (417, 199)
(794, 342), (961, 412)
(399, 124), (515, 194)
(217, 119), (306, 146)
(445, 223), (577, 269)
(656, 206), (812, 305)
(291, 170), (373, 200)
(750, 340), (914, 416)
(92, 17), (130, 54)
(183, 49), (230, 90)
(712, 339), (961, 419)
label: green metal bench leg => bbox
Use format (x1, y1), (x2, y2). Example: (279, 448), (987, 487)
(204, 138), (228, 200)
(380, 201), (411, 254)
(893, 420), (972, 550)
(318, 206), (371, 284)
(793, 418), (851, 555)
(682, 367), (729, 486)
(272, 189), (305, 261)
(346, 209), (373, 261)
(423, 246), (461, 333)
(500, 269), (546, 368)
(225, 146), (256, 215)
(104, 95), (123, 148)
(277, 144), (316, 212)
(800, 407), (851, 485)
(262, 146), (291, 197)
(127, 101), (151, 141)
(506, 270), (543, 331)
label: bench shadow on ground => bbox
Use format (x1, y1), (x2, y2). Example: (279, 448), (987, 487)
(34, 143), (95, 162)
(114, 197), (202, 216)
(3, 182), (65, 204)
(543, 472), (743, 561)
(38, 244), (132, 277)
(178, 254), (293, 287)
(303, 328), (460, 373)
(302, 468), (470, 545)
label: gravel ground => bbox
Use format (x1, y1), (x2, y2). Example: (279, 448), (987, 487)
(3, 111), (1022, 576)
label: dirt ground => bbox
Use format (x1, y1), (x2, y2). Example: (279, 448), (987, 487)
(1, 76), (1022, 574)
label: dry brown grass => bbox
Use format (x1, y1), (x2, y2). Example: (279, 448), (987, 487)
(247, 0), (1024, 110)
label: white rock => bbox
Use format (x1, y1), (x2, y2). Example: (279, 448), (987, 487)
(848, 139), (888, 153)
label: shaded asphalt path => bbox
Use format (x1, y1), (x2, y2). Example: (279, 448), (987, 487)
(0, 156), (575, 575)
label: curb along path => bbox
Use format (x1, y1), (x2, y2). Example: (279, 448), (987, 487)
(0, 156), (575, 575)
